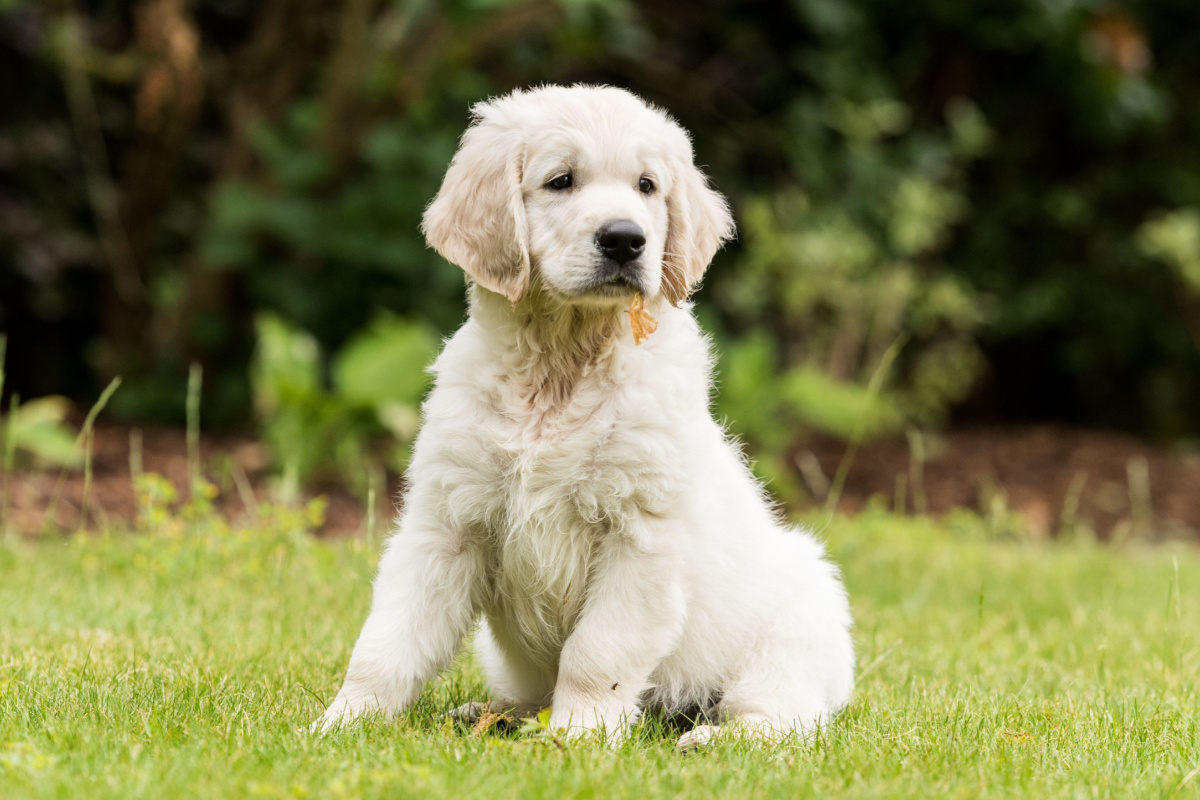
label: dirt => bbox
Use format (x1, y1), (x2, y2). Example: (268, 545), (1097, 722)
(799, 425), (1200, 540)
(3, 421), (1199, 540)
(1, 422), (401, 538)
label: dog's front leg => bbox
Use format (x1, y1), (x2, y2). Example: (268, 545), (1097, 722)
(549, 521), (685, 743)
(315, 499), (483, 732)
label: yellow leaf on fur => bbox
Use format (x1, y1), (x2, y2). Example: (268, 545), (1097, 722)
(629, 293), (659, 345)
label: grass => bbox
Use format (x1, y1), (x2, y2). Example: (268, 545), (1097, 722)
(1, 502), (1198, 799)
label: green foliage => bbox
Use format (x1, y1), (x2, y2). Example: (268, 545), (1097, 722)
(333, 316), (439, 445)
(252, 313), (338, 496)
(719, 190), (985, 425)
(202, 105), (468, 343)
(8, 0), (1200, 438)
(716, 333), (902, 501)
(712, 89), (987, 492)
(0, 397), (80, 470)
(1137, 207), (1200, 293)
(252, 312), (437, 496)
(132, 470), (327, 542)
(2, 508), (1198, 797)
(0, 338), (77, 470)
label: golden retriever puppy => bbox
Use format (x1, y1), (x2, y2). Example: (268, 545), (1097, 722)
(315, 85), (854, 750)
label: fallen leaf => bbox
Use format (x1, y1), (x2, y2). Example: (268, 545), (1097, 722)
(629, 293), (658, 345)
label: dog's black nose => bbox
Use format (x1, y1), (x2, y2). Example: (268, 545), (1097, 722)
(595, 220), (646, 265)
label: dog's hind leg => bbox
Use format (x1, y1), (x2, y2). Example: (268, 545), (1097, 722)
(678, 638), (847, 752)
(679, 539), (854, 752)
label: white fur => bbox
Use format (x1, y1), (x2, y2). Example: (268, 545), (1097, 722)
(315, 85), (854, 748)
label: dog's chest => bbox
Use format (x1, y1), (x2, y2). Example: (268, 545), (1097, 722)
(449, 380), (672, 648)
(487, 410), (624, 573)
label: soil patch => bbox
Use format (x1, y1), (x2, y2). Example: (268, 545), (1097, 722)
(3, 422), (1198, 540)
(2, 422), (400, 538)
(800, 425), (1200, 540)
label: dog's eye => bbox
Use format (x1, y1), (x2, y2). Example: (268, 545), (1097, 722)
(638, 177), (655, 194)
(547, 173), (573, 191)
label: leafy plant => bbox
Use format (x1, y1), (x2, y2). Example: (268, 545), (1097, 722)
(0, 396), (81, 470)
(0, 338), (80, 470)
(251, 312), (438, 499)
(712, 95), (989, 498)
(9, 0), (1200, 439)
(1137, 207), (1200, 294)
(332, 314), (440, 458)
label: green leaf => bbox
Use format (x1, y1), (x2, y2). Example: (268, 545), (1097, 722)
(333, 316), (439, 412)
(780, 366), (903, 440)
(252, 312), (324, 416)
(4, 396), (81, 468)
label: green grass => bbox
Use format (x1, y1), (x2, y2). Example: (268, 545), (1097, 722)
(1, 507), (1198, 799)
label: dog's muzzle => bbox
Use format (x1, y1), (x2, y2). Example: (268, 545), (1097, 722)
(590, 219), (646, 292)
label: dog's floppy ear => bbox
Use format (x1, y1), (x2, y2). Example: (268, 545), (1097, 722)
(661, 152), (736, 305)
(422, 109), (529, 303)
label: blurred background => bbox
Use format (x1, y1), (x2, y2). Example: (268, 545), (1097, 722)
(3, 0), (1200, 536)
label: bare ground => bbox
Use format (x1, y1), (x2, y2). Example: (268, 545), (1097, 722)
(3, 421), (1199, 540)
(800, 425), (1200, 540)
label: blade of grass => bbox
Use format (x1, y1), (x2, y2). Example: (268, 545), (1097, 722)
(906, 427), (928, 517)
(42, 377), (121, 535)
(78, 377), (122, 532)
(230, 459), (259, 522)
(824, 334), (907, 515)
(129, 427), (143, 485)
(1127, 456), (1152, 539)
(856, 638), (903, 683)
(187, 362), (202, 497)
(1058, 470), (1088, 539)
(0, 334), (8, 536)
(80, 427), (96, 531)
(2, 393), (17, 538)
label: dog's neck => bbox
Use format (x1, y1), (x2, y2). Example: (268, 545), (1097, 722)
(470, 284), (654, 419)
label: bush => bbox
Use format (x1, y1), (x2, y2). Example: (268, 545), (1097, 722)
(4, 0), (1200, 442)
(252, 312), (437, 499)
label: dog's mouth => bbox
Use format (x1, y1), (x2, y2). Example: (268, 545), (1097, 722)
(585, 262), (643, 295)
(599, 274), (637, 289)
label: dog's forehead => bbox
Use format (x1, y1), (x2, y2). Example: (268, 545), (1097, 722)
(525, 125), (668, 177)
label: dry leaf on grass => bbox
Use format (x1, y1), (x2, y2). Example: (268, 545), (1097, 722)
(471, 710), (512, 736)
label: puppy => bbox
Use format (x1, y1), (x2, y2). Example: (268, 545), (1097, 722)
(316, 85), (854, 750)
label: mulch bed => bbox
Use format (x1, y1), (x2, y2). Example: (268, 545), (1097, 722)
(4, 421), (1199, 540)
(2, 422), (401, 538)
(800, 425), (1200, 540)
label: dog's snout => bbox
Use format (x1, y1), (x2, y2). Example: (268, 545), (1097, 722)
(595, 220), (646, 266)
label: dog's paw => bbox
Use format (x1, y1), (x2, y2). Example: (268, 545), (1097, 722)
(447, 701), (489, 725)
(310, 690), (378, 735)
(548, 713), (634, 748)
(310, 704), (353, 735)
(309, 711), (343, 735)
(447, 701), (538, 735)
(676, 724), (724, 753)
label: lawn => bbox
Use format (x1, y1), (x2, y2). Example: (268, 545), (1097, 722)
(1, 501), (1197, 799)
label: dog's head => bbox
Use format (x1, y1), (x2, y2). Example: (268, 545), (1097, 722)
(422, 85), (735, 308)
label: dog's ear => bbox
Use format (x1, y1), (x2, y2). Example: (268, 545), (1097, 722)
(422, 111), (529, 303)
(661, 152), (736, 305)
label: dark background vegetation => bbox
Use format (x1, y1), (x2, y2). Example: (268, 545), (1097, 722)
(4, 0), (1200, 458)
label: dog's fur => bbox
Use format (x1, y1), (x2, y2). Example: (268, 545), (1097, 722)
(316, 86), (854, 748)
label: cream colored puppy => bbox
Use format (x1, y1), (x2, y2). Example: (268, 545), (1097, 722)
(315, 85), (854, 749)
